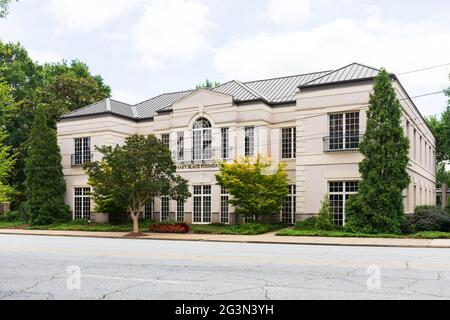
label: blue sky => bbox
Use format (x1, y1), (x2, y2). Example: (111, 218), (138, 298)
(1, 0), (449, 116)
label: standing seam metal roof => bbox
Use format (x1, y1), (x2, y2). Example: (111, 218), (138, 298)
(60, 63), (382, 121)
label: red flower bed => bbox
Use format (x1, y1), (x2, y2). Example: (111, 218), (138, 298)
(149, 222), (191, 234)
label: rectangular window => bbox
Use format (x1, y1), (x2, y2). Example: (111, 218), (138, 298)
(74, 137), (91, 165)
(245, 127), (255, 156)
(220, 186), (230, 224)
(281, 128), (296, 159)
(243, 215), (256, 224)
(221, 128), (230, 159)
(177, 200), (185, 222)
(177, 132), (184, 161)
(329, 181), (359, 226)
(328, 112), (360, 151)
(193, 185), (211, 224)
(161, 197), (170, 221)
(144, 200), (154, 220)
(282, 185), (296, 224)
(161, 134), (170, 149)
(74, 187), (91, 220)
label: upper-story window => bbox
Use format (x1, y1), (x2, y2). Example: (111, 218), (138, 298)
(281, 128), (296, 159)
(245, 126), (255, 156)
(177, 132), (184, 161)
(193, 118), (212, 161)
(221, 127), (230, 159)
(161, 134), (170, 149)
(73, 137), (91, 166)
(326, 112), (360, 152)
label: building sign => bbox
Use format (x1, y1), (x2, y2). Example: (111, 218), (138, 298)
(177, 163), (219, 170)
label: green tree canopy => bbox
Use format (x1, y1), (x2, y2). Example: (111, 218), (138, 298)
(0, 0), (15, 19)
(0, 129), (15, 203)
(196, 79), (221, 90)
(25, 107), (70, 225)
(39, 60), (111, 126)
(346, 69), (410, 234)
(0, 40), (111, 209)
(215, 156), (289, 221)
(84, 135), (190, 234)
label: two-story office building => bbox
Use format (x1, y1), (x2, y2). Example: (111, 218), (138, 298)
(57, 63), (437, 225)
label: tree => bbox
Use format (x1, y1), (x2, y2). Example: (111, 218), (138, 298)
(0, 0), (15, 18)
(315, 195), (335, 231)
(346, 69), (410, 234)
(24, 107), (70, 225)
(215, 156), (289, 222)
(84, 135), (190, 234)
(0, 41), (111, 209)
(0, 129), (15, 203)
(38, 60), (111, 126)
(196, 79), (221, 90)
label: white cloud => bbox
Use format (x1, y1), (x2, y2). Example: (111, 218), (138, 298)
(132, 0), (213, 70)
(46, 0), (139, 32)
(112, 89), (147, 105)
(213, 10), (450, 115)
(28, 49), (63, 64)
(267, 0), (311, 26)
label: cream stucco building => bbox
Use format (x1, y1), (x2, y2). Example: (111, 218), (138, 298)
(57, 63), (437, 225)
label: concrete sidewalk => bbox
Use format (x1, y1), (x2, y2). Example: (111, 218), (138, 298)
(1, 228), (450, 248)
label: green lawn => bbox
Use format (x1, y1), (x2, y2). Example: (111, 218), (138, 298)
(0, 220), (285, 235)
(190, 223), (286, 235)
(276, 229), (450, 239)
(0, 220), (154, 233)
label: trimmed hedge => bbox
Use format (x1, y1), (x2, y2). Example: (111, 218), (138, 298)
(403, 206), (450, 233)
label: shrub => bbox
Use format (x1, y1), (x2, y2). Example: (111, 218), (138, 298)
(149, 221), (191, 234)
(316, 195), (335, 231)
(445, 204), (450, 216)
(404, 206), (450, 233)
(296, 217), (317, 230)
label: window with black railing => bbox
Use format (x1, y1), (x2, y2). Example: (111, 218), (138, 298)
(325, 112), (361, 152)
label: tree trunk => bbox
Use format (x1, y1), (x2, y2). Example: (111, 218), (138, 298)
(131, 212), (139, 234)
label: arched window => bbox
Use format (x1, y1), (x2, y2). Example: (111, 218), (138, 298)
(193, 118), (211, 129)
(193, 118), (212, 160)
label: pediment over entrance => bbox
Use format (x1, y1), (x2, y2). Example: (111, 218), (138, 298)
(172, 89), (233, 111)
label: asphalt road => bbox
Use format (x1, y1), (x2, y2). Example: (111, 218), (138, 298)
(0, 234), (449, 300)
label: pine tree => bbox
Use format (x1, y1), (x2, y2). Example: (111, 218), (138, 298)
(346, 69), (410, 234)
(25, 106), (70, 225)
(315, 195), (335, 231)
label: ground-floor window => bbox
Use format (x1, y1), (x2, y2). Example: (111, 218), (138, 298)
(177, 200), (185, 222)
(144, 200), (154, 220)
(161, 197), (170, 221)
(220, 186), (230, 224)
(74, 187), (91, 220)
(193, 185), (211, 224)
(282, 185), (296, 224)
(329, 181), (359, 226)
(243, 215), (256, 224)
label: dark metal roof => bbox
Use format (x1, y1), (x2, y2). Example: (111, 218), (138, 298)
(135, 90), (194, 118)
(60, 99), (135, 120)
(299, 63), (380, 89)
(60, 63), (384, 121)
(213, 80), (262, 101)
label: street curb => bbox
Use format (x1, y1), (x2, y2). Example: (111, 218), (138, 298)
(0, 230), (449, 249)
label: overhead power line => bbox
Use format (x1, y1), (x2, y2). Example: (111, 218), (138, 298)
(397, 63), (450, 76)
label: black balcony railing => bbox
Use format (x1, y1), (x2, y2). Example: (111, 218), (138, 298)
(172, 147), (233, 163)
(323, 134), (363, 153)
(71, 154), (93, 166)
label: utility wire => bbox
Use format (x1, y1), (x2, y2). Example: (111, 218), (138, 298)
(397, 63), (450, 76)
